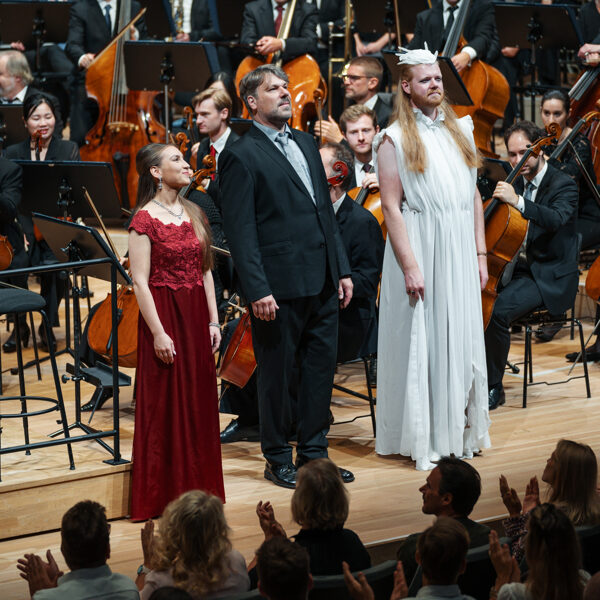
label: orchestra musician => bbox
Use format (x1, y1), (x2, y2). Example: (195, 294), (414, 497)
(240, 0), (318, 62)
(3, 93), (80, 353)
(0, 51), (42, 105)
(578, 1), (600, 46)
(219, 65), (354, 489)
(315, 57), (393, 144)
(486, 121), (579, 410)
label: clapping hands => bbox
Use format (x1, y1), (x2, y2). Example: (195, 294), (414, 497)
(499, 475), (540, 517)
(256, 501), (286, 540)
(17, 550), (63, 596)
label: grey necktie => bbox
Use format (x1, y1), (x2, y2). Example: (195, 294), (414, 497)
(275, 131), (316, 203)
(501, 181), (535, 286)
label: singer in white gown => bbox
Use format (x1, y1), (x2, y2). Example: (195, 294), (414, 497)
(374, 50), (490, 471)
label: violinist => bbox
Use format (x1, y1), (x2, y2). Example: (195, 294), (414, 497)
(240, 0), (318, 62)
(339, 105), (379, 191)
(486, 121), (579, 411)
(3, 93), (80, 353)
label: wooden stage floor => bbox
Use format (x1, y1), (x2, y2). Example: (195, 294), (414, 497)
(0, 267), (598, 598)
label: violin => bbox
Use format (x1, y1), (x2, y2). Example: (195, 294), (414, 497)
(346, 166), (387, 239)
(0, 234), (13, 271)
(183, 106), (200, 171)
(180, 154), (217, 197)
(481, 123), (561, 329)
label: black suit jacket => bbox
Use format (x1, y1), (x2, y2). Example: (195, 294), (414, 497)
(66, 0), (146, 64)
(219, 123), (350, 302)
(516, 163), (579, 315)
(4, 137), (80, 161)
(0, 157), (23, 252)
(190, 0), (222, 41)
(373, 94), (393, 129)
(335, 195), (384, 362)
(306, 0), (344, 43)
(241, 0), (318, 62)
(409, 0), (500, 64)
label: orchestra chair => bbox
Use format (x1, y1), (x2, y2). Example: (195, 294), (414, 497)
(0, 287), (74, 480)
(577, 523), (600, 576)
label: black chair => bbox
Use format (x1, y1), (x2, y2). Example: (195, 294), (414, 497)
(577, 523), (600, 575)
(0, 288), (74, 480)
(309, 560), (397, 600)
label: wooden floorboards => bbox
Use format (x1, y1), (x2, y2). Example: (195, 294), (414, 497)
(0, 249), (598, 599)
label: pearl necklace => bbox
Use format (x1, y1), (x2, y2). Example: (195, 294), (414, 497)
(152, 198), (184, 219)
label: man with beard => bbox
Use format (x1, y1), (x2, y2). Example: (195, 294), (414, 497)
(375, 48), (490, 471)
(219, 65), (354, 489)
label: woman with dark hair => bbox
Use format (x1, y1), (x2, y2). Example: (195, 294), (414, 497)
(205, 71), (242, 118)
(128, 143), (224, 520)
(4, 92), (79, 161)
(489, 503), (588, 600)
(499, 439), (600, 563)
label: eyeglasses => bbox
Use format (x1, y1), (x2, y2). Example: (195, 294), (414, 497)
(343, 74), (368, 82)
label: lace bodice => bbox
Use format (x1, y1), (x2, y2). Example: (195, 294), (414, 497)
(129, 210), (205, 290)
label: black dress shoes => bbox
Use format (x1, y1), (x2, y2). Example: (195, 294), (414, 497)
(81, 388), (113, 412)
(38, 325), (56, 353)
(220, 419), (261, 444)
(488, 385), (506, 411)
(264, 462), (297, 489)
(295, 456), (355, 483)
(535, 321), (564, 342)
(2, 321), (30, 353)
(566, 346), (600, 363)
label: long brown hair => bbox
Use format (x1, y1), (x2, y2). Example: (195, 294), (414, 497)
(548, 439), (600, 526)
(526, 503), (584, 600)
(152, 491), (232, 597)
(392, 63), (479, 174)
(135, 143), (213, 272)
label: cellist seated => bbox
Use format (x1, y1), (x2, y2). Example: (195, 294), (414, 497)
(485, 121), (579, 411)
(240, 0), (318, 62)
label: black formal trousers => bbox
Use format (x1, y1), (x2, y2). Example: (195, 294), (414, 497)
(485, 264), (544, 388)
(251, 278), (338, 465)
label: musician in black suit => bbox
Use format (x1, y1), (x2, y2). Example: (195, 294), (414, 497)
(65, 0), (146, 145)
(486, 121), (579, 410)
(219, 65), (353, 488)
(409, 0), (501, 73)
(319, 142), (384, 363)
(240, 0), (318, 62)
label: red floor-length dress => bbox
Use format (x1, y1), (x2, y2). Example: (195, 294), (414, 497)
(129, 210), (224, 520)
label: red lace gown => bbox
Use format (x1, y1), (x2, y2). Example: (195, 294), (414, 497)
(129, 210), (224, 520)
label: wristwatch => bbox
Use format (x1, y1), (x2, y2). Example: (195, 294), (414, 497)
(137, 564), (151, 576)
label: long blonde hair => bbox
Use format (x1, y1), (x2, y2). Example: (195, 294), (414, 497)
(392, 63), (479, 174)
(134, 143), (213, 272)
(152, 491), (232, 597)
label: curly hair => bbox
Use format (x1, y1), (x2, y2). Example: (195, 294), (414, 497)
(152, 491), (232, 597)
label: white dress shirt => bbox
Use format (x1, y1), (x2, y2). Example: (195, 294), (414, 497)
(442, 0), (477, 61)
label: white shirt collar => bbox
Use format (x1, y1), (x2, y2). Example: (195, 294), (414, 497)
(443, 0), (460, 13)
(333, 193), (346, 214)
(363, 94), (378, 111)
(13, 86), (27, 102)
(211, 126), (231, 155)
(272, 0), (287, 15)
(528, 160), (548, 191)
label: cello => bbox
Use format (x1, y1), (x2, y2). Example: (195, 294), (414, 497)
(441, 0), (510, 158)
(481, 124), (561, 329)
(234, 0), (327, 131)
(80, 4), (165, 210)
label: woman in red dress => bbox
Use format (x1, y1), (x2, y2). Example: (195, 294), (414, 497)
(128, 143), (224, 520)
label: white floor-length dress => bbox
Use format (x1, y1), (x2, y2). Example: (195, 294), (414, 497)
(374, 111), (490, 471)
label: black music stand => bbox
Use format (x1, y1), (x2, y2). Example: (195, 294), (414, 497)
(493, 2), (583, 120)
(382, 51), (473, 107)
(0, 104), (27, 149)
(124, 41), (214, 141)
(395, 0), (430, 36)
(32, 214), (130, 463)
(139, 0), (176, 39)
(477, 157), (511, 202)
(0, 1), (73, 80)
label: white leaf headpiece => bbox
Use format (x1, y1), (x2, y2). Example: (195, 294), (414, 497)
(396, 43), (438, 66)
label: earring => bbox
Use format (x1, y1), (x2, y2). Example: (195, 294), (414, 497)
(157, 176), (163, 191)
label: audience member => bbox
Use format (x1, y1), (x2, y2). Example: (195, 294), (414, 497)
(396, 457), (490, 584)
(137, 490), (249, 599)
(500, 439), (600, 562)
(16, 500), (138, 600)
(490, 503), (588, 600)
(254, 458), (371, 577)
(256, 537), (312, 600)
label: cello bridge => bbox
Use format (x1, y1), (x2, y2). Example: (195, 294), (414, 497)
(107, 122), (139, 134)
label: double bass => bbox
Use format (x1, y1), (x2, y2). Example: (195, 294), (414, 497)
(80, 4), (165, 209)
(234, 0), (327, 131)
(481, 124), (561, 329)
(441, 0), (510, 158)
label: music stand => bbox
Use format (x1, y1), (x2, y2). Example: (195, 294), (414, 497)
(0, 104), (27, 149)
(139, 0), (176, 39)
(124, 41), (214, 142)
(396, 0), (430, 35)
(493, 2), (583, 120)
(478, 157), (511, 202)
(0, 1), (73, 78)
(32, 214), (130, 463)
(382, 51), (473, 107)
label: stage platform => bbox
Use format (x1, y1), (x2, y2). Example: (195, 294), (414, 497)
(0, 241), (598, 598)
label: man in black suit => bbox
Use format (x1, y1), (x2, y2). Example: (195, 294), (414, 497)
(240, 0), (318, 62)
(0, 51), (41, 104)
(409, 0), (501, 73)
(315, 56), (393, 143)
(66, 0), (146, 145)
(219, 64), (353, 488)
(319, 142), (384, 364)
(486, 121), (579, 410)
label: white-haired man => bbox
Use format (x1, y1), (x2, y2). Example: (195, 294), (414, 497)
(375, 48), (490, 471)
